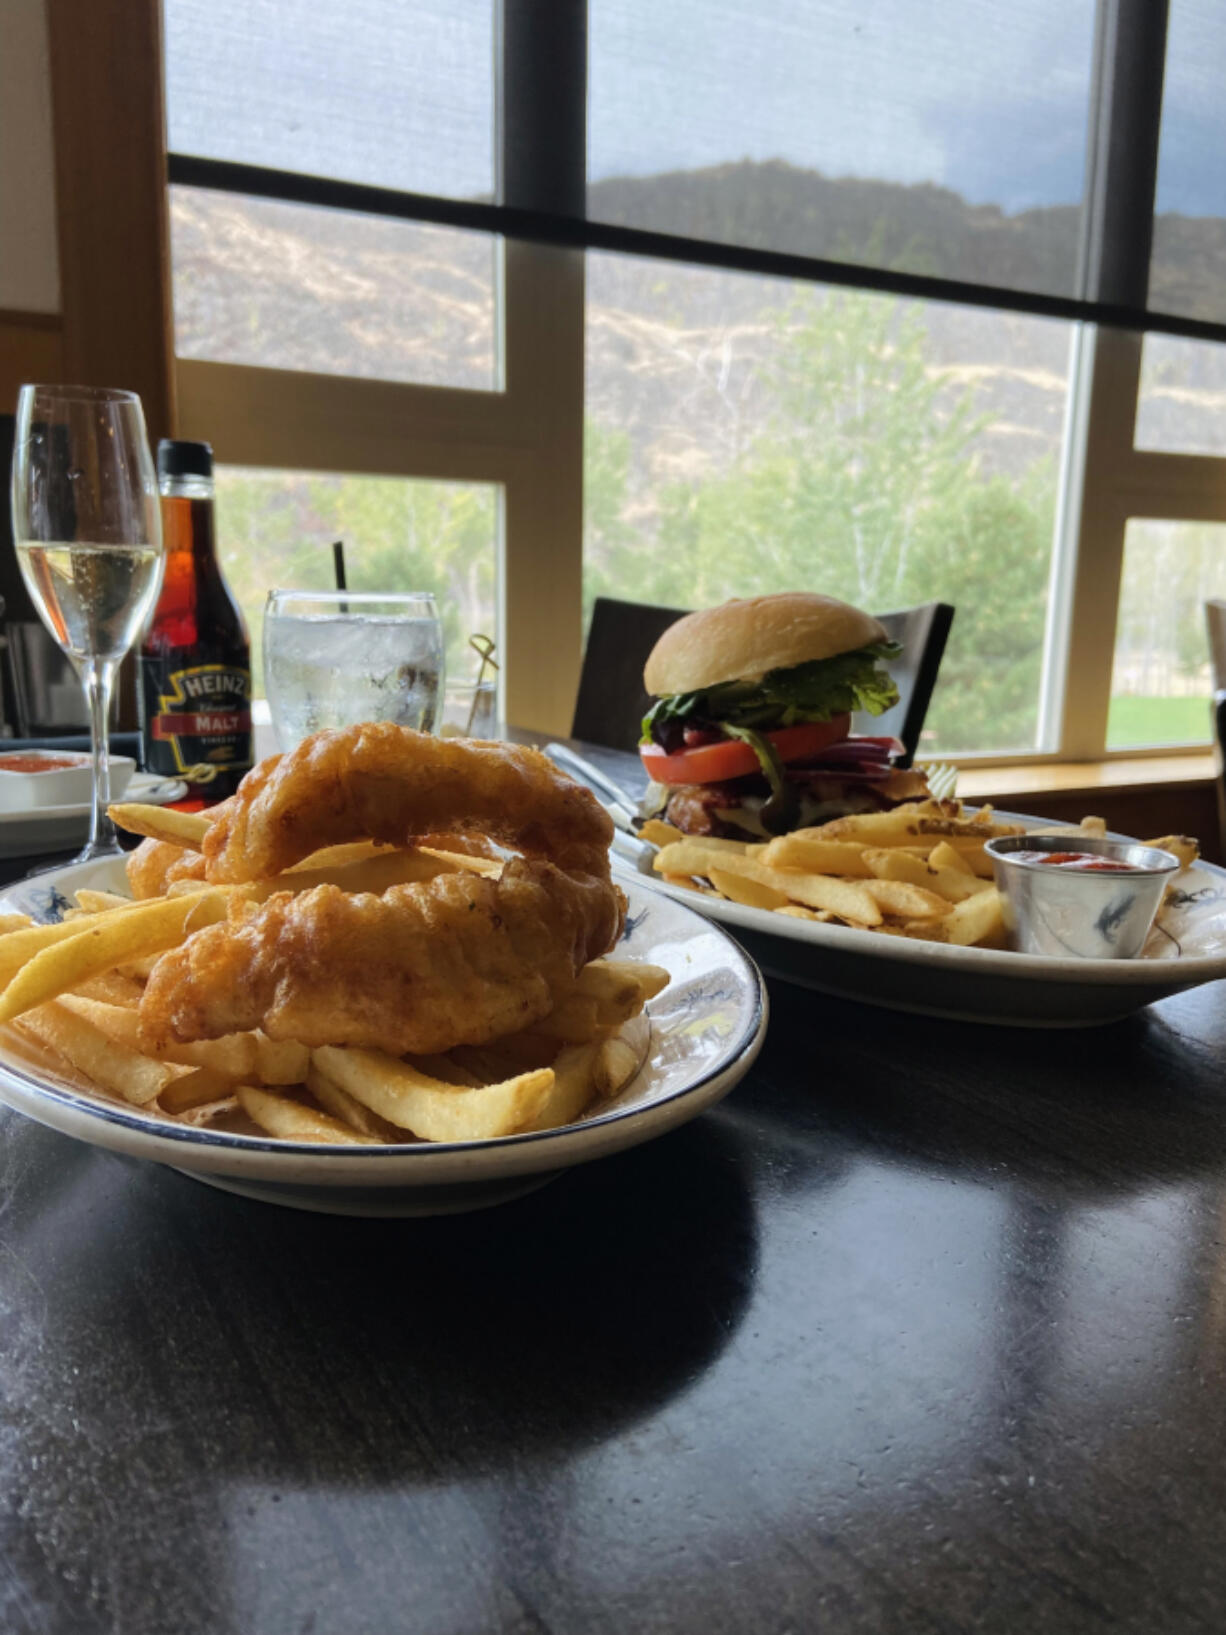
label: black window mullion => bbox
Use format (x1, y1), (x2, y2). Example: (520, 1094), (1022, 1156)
(1078, 0), (1169, 309)
(499, 0), (586, 217)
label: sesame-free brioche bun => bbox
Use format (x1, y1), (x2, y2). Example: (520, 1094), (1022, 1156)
(643, 593), (887, 696)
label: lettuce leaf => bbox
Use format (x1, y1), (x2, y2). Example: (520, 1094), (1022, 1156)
(643, 641), (901, 746)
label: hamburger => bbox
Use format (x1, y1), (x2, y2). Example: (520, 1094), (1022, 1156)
(639, 592), (930, 841)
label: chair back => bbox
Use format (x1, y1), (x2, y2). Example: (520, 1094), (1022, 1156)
(571, 598), (689, 754)
(868, 602), (955, 767)
(572, 596), (954, 766)
(1206, 600), (1226, 691)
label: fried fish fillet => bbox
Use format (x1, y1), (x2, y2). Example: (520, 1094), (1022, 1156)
(126, 838), (208, 900)
(140, 726), (625, 1055)
(141, 859), (625, 1057)
(202, 724), (612, 883)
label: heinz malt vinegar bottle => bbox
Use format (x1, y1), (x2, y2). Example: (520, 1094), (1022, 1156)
(138, 440), (252, 804)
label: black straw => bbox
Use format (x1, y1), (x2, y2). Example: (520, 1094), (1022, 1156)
(332, 540), (348, 615)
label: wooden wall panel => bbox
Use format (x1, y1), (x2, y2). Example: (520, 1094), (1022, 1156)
(0, 312), (63, 412)
(45, 0), (174, 442)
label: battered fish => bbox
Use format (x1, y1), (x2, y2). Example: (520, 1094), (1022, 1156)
(140, 726), (625, 1056)
(126, 838), (208, 900)
(202, 724), (611, 882)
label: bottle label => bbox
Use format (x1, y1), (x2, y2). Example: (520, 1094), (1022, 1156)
(138, 659), (253, 786)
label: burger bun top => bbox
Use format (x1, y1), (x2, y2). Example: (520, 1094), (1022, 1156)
(644, 592), (888, 696)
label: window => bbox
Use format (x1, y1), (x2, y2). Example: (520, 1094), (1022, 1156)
(156, 2), (1226, 757)
(1108, 520), (1226, 748)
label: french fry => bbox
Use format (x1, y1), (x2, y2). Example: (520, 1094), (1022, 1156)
(798, 801), (954, 846)
(167, 846), (471, 905)
(313, 1044), (555, 1141)
(0, 904), (149, 987)
(930, 837), (996, 878)
(915, 816), (1026, 842)
(108, 803), (211, 849)
(0, 912), (32, 935)
(179, 1096), (240, 1128)
(58, 992), (262, 1078)
(73, 970), (145, 1007)
(253, 1032), (311, 1085)
(1145, 834), (1199, 869)
(662, 872), (706, 889)
(902, 887), (1005, 947)
(926, 840), (974, 876)
(515, 1025), (643, 1132)
(517, 1040), (602, 1131)
(160, 1065), (237, 1114)
(862, 877), (951, 919)
(253, 848), (454, 901)
(417, 846), (503, 878)
(707, 866), (789, 910)
(15, 1000), (177, 1105)
(575, 957), (669, 1011)
(287, 840), (386, 871)
(306, 1062), (402, 1137)
(863, 847), (992, 903)
(594, 1034), (641, 1098)
(659, 843), (883, 925)
(0, 890), (228, 1025)
(760, 835), (873, 877)
(74, 889), (133, 914)
(527, 991), (603, 1044)
(639, 819), (684, 848)
(237, 1084), (380, 1145)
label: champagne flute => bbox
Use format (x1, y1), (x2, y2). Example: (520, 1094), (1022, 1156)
(10, 385), (164, 863)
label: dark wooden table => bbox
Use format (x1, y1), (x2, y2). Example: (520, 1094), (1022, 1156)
(4, 744), (1226, 1633)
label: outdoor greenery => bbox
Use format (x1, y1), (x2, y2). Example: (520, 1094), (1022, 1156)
(1106, 695), (1210, 748)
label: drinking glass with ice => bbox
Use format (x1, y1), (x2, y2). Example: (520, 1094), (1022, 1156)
(263, 590), (444, 750)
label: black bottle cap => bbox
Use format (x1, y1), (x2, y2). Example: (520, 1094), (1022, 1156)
(157, 439), (213, 480)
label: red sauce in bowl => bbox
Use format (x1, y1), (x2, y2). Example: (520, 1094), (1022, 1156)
(0, 753), (90, 773)
(1009, 849), (1141, 872)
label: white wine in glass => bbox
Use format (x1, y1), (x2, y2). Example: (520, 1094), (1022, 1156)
(10, 386), (164, 862)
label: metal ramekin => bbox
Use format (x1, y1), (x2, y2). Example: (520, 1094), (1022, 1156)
(985, 833), (1182, 959)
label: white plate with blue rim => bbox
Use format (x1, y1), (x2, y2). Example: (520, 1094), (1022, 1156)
(615, 810), (1226, 1027)
(0, 772), (187, 858)
(0, 856), (768, 1216)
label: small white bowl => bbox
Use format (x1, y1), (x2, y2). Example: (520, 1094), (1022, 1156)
(0, 751), (135, 812)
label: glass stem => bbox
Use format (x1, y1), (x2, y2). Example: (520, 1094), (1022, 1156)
(81, 656), (118, 858)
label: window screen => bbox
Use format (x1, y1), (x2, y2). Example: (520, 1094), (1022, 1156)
(164, 0), (494, 200)
(588, 0), (1097, 299)
(1150, 0), (1226, 326)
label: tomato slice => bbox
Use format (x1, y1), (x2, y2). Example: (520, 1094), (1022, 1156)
(641, 716), (851, 786)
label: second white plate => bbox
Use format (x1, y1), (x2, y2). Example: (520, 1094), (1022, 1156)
(616, 812), (1226, 1027)
(0, 773), (188, 859)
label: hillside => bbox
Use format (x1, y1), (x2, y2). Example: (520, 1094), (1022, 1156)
(170, 158), (1226, 498)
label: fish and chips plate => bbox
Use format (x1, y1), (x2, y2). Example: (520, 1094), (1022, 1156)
(0, 730), (766, 1215)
